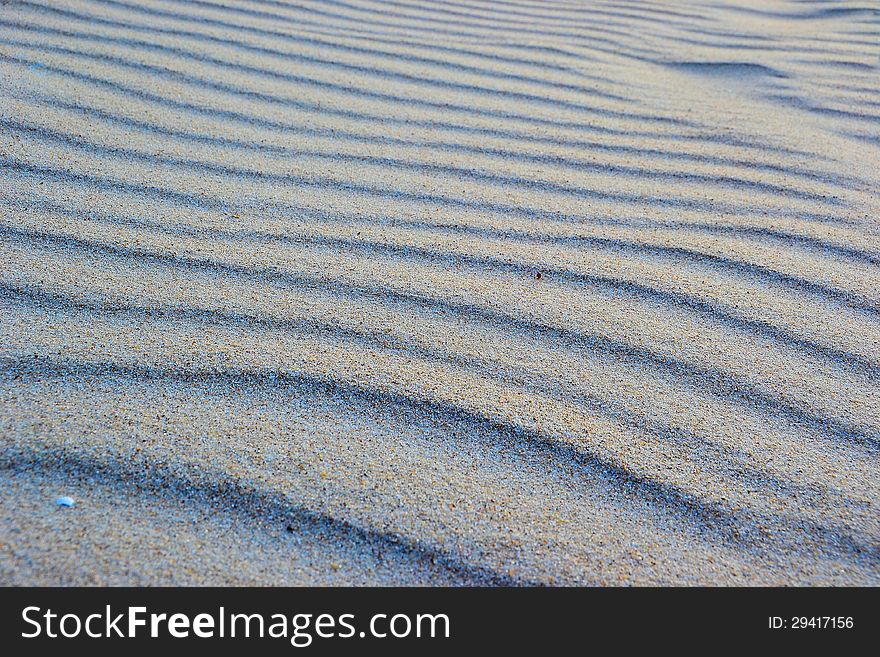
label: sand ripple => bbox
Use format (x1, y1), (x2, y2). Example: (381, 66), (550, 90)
(1, 0), (878, 585)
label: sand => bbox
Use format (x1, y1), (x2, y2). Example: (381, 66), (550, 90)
(0, 0), (878, 586)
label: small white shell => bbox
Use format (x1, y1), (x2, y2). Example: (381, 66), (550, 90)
(55, 496), (75, 507)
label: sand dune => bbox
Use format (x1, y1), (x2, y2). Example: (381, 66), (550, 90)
(1, 0), (878, 585)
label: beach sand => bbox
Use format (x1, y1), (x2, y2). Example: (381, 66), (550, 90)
(0, 0), (878, 585)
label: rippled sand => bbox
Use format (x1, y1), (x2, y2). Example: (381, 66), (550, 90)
(1, 0), (878, 585)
